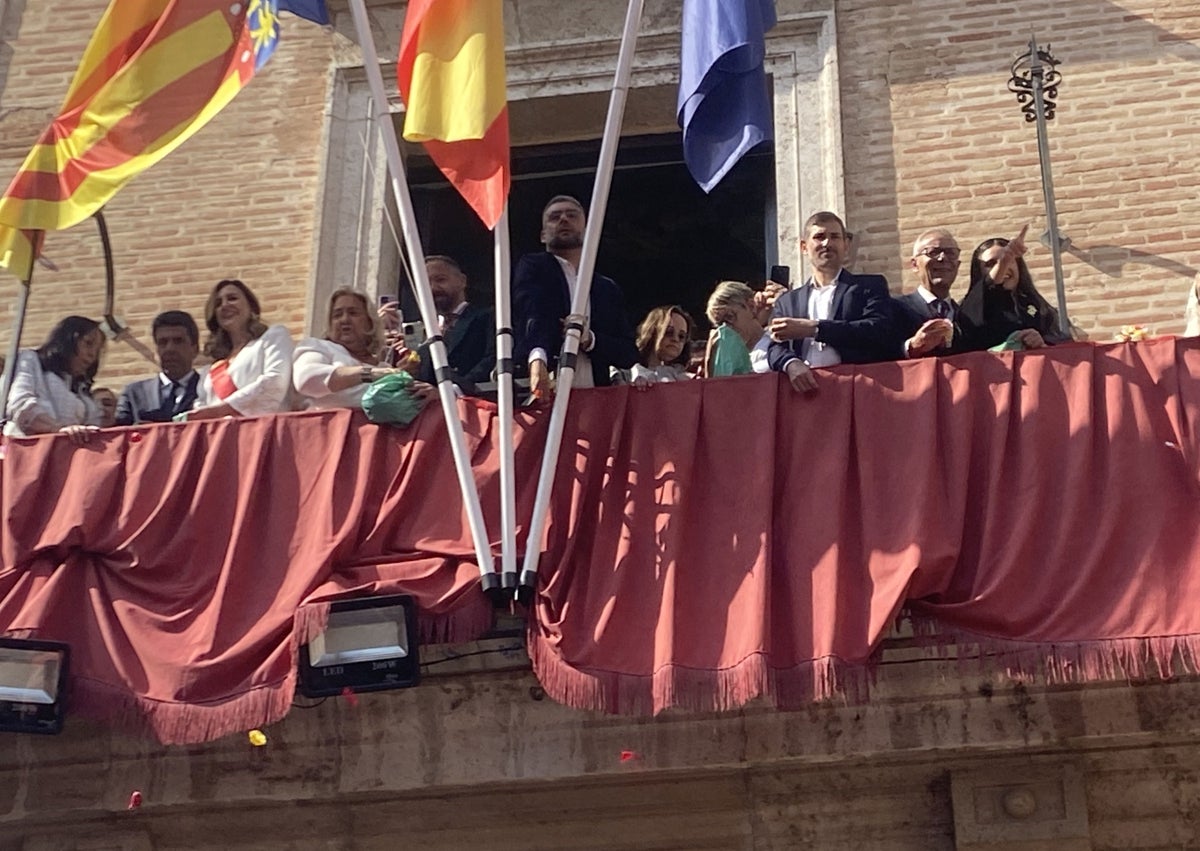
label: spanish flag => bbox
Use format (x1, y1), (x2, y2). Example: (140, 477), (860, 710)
(398, 0), (510, 230)
(0, 0), (287, 274)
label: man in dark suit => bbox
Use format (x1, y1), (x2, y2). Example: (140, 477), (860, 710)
(767, 211), (898, 392)
(893, 227), (967, 358)
(415, 255), (495, 393)
(114, 311), (201, 424)
(513, 195), (637, 397)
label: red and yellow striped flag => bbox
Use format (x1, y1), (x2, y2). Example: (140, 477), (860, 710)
(398, 0), (509, 230)
(0, 0), (284, 275)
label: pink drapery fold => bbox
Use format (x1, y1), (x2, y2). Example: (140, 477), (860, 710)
(0, 403), (515, 744)
(527, 338), (1200, 713)
(0, 339), (1197, 744)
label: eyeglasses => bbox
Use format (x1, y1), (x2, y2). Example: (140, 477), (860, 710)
(661, 328), (688, 341)
(917, 247), (961, 261)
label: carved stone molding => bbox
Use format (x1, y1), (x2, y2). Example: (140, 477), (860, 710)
(951, 763), (1091, 850)
(312, 0), (845, 299)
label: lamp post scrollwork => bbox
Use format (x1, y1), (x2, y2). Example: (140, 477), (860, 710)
(1008, 35), (1070, 336)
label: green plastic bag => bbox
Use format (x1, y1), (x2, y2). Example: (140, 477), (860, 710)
(361, 371), (427, 425)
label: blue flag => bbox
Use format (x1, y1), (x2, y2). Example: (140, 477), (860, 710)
(677, 0), (776, 193)
(278, 0), (330, 25)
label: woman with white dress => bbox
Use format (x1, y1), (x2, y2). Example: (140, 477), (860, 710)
(292, 288), (434, 410)
(186, 279), (294, 419)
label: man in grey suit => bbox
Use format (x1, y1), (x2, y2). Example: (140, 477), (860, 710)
(115, 311), (201, 425)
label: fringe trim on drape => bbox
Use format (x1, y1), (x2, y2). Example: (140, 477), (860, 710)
(62, 597), (497, 747)
(528, 632), (876, 716)
(69, 672), (299, 746)
(905, 615), (1200, 686)
(294, 593), (495, 647)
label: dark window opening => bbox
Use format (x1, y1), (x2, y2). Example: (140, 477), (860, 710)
(398, 132), (775, 335)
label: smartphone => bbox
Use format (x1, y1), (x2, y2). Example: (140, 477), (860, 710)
(402, 320), (426, 350)
(379, 294), (397, 308)
(769, 265), (790, 287)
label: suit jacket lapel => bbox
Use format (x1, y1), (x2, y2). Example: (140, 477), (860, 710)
(445, 304), (475, 352)
(794, 284), (813, 319)
(176, 373), (199, 415)
(829, 275), (851, 320)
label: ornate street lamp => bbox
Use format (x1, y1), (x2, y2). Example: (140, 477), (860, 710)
(1008, 35), (1070, 335)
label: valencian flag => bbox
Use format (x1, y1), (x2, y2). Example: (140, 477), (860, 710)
(398, 0), (510, 230)
(677, 0), (777, 193)
(0, 0), (326, 277)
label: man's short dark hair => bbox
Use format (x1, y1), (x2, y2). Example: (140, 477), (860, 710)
(542, 195), (585, 219)
(425, 255), (464, 274)
(803, 211), (846, 235)
(152, 310), (199, 346)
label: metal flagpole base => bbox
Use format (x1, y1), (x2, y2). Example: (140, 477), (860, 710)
(480, 571), (510, 608)
(515, 569), (538, 608)
(501, 570), (519, 590)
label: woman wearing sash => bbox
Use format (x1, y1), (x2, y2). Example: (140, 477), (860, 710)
(187, 279), (294, 419)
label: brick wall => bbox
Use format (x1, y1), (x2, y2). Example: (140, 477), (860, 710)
(837, 0), (1200, 338)
(0, 0), (333, 389)
(2, 0), (1197, 392)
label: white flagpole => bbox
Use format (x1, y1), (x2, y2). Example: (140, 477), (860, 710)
(517, 0), (645, 600)
(493, 208), (519, 591)
(347, 0), (499, 592)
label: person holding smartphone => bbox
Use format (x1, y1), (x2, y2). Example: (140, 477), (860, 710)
(294, 288), (435, 410)
(381, 255), (499, 396)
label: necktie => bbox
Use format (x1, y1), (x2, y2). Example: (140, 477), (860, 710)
(932, 299), (951, 319)
(162, 380), (179, 410)
(441, 312), (459, 335)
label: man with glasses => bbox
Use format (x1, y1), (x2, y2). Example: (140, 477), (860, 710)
(896, 228), (967, 357)
(766, 211), (897, 392)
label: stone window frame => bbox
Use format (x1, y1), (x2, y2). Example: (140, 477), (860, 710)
(306, 4), (844, 333)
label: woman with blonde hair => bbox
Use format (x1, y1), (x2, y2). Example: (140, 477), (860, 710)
(704, 281), (764, 377)
(293, 287), (434, 410)
(187, 279), (294, 419)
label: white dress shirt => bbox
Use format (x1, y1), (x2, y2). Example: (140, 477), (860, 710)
(802, 279), (843, 368)
(528, 255), (595, 389)
(195, 324), (294, 415)
(3, 350), (102, 436)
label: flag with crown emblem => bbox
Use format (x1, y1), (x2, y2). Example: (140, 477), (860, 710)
(0, 0), (323, 277)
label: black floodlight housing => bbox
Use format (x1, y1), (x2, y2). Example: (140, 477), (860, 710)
(298, 595), (420, 698)
(0, 638), (69, 735)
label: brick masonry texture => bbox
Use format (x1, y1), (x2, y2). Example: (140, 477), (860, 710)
(836, 0), (1200, 339)
(0, 0), (1197, 392)
(0, 1), (333, 389)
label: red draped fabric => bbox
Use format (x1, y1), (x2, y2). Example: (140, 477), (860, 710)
(0, 339), (1197, 743)
(0, 403), (514, 743)
(529, 338), (1200, 711)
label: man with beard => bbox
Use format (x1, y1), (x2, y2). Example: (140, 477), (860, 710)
(512, 195), (638, 398)
(414, 255), (496, 394)
(894, 228), (967, 357)
(766, 211), (897, 392)
(114, 310), (201, 424)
